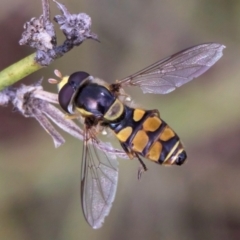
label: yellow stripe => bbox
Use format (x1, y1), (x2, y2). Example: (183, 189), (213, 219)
(143, 116), (161, 132)
(159, 125), (175, 141)
(104, 99), (124, 121)
(163, 141), (180, 163)
(132, 130), (149, 152)
(116, 127), (133, 142)
(164, 148), (184, 165)
(133, 109), (145, 122)
(146, 141), (162, 162)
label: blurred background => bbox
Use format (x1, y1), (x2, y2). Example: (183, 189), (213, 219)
(0, 0), (240, 239)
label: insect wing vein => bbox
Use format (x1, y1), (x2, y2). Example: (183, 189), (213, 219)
(119, 43), (225, 94)
(81, 129), (118, 229)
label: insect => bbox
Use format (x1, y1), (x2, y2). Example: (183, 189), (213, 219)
(49, 43), (225, 229)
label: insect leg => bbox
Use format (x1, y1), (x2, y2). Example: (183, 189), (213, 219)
(64, 113), (80, 120)
(135, 153), (147, 179)
(120, 142), (135, 159)
(120, 142), (148, 179)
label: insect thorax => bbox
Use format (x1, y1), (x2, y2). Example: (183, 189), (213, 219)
(74, 82), (124, 122)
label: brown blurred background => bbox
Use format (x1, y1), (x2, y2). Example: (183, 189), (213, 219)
(1, 0), (240, 239)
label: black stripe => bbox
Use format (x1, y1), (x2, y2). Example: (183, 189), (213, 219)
(158, 135), (180, 164)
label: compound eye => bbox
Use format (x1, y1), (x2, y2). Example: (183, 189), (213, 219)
(68, 71), (90, 90)
(58, 84), (74, 113)
(58, 71), (90, 113)
(176, 151), (187, 165)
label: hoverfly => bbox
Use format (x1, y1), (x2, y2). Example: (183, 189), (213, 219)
(50, 43), (225, 229)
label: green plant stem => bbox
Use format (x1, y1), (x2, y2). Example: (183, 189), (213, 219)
(0, 53), (42, 90)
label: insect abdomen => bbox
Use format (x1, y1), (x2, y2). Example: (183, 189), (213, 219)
(110, 107), (187, 165)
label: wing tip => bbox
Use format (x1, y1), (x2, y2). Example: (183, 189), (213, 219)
(92, 222), (103, 229)
(201, 42), (225, 67)
(211, 42), (226, 55)
(90, 200), (115, 229)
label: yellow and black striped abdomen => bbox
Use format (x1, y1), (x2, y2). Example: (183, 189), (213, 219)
(109, 106), (187, 166)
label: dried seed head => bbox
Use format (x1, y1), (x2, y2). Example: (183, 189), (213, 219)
(19, 0), (98, 66)
(53, 0), (99, 45)
(0, 88), (15, 106)
(19, 15), (56, 51)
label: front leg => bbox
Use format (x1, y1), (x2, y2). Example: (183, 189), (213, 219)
(120, 142), (148, 179)
(64, 113), (80, 120)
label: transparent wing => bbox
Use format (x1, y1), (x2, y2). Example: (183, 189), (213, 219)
(118, 43), (225, 94)
(81, 128), (118, 229)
